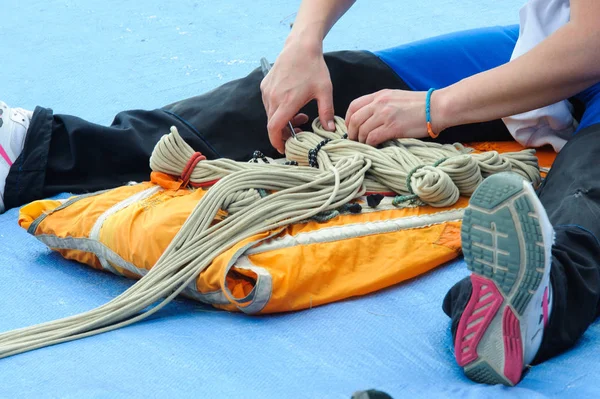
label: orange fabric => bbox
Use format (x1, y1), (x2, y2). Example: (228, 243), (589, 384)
(151, 172), (184, 190)
(242, 219), (459, 313)
(19, 198), (66, 230)
(434, 222), (463, 252)
(101, 187), (205, 272)
(18, 141), (558, 314)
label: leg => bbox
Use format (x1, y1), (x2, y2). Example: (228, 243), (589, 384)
(3, 50), (410, 209)
(531, 123), (600, 362)
(443, 123), (600, 384)
(3, 26), (519, 209)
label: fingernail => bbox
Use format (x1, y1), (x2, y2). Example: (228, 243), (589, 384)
(327, 120), (335, 131)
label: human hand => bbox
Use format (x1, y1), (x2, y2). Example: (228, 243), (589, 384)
(260, 43), (335, 154)
(289, 113), (310, 134)
(345, 89), (442, 146)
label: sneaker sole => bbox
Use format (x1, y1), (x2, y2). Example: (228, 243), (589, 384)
(455, 173), (548, 386)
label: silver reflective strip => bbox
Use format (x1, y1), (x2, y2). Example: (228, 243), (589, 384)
(35, 234), (229, 305)
(231, 256), (272, 314)
(220, 231), (281, 314)
(246, 208), (465, 255)
(88, 186), (163, 275)
(27, 190), (112, 235)
(89, 185), (163, 240)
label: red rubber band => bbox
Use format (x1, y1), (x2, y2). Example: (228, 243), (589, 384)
(189, 178), (220, 188)
(180, 152), (206, 186)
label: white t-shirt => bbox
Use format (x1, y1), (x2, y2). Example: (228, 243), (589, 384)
(502, 0), (574, 152)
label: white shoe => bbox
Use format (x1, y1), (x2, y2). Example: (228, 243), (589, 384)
(0, 101), (32, 212)
(455, 172), (554, 386)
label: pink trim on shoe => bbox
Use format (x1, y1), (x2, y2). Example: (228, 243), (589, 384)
(0, 144), (13, 167)
(502, 307), (523, 385)
(455, 275), (504, 367)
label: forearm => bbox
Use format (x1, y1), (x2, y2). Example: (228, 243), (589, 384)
(285, 0), (356, 53)
(435, 15), (600, 131)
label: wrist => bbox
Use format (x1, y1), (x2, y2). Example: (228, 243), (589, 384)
(429, 87), (456, 134)
(284, 27), (324, 55)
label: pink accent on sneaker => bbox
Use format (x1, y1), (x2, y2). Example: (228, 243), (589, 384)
(502, 307), (523, 385)
(0, 144), (13, 167)
(455, 274), (504, 367)
(542, 287), (549, 327)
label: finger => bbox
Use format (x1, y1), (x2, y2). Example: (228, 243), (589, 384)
(281, 128), (292, 142)
(365, 125), (398, 147)
(346, 103), (375, 141)
(345, 92), (377, 126)
(291, 113), (309, 127)
(268, 104), (298, 153)
(316, 88), (335, 131)
(357, 114), (384, 144)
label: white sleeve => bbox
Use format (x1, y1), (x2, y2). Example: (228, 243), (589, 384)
(502, 0), (574, 152)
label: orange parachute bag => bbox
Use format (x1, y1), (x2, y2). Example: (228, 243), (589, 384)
(18, 134), (556, 315)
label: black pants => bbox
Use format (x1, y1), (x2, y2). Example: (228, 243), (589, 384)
(4, 51), (512, 209)
(5, 50), (599, 365)
(443, 124), (600, 364)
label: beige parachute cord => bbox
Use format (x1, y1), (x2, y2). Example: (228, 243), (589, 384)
(0, 151), (369, 358)
(0, 116), (542, 358)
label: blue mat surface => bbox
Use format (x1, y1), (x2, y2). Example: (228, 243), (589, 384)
(2, 1), (600, 398)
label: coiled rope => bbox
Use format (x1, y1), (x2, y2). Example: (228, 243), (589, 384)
(0, 117), (541, 358)
(153, 116), (540, 207)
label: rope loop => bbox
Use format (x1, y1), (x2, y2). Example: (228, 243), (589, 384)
(436, 155), (482, 196)
(410, 166), (460, 207)
(180, 152), (206, 187)
(405, 165), (427, 195)
(223, 189), (264, 214)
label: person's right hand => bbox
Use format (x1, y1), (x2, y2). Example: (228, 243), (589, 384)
(260, 42), (336, 154)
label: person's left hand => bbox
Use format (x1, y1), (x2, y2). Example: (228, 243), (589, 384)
(345, 89), (436, 146)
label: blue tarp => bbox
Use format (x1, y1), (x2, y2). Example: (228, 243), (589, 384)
(2, 1), (599, 397)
